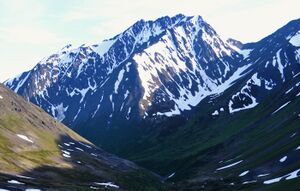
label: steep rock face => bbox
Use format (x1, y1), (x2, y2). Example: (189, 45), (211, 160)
(133, 15), (244, 117)
(226, 18), (300, 113)
(4, 14), (244, 129)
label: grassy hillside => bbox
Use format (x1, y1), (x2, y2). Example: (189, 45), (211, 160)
(0, 84), (165, 191)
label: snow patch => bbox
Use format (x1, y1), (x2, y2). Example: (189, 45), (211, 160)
(257, 173), (269, 177)
(75, 147), (84, 151)
(272, 101), (291, 114)
(78, 142), (92, 148)
(264, 168), (300, 184)
(91, 93), (104, 118)
(229, 73), (261, 113)
(52, 103), (68, 122)
(238, 49), (253, 58)
(126, 107), (131, 119)
(275, 49), (285, 81)
(61, 150), (71, 158)
(239, 170), (249, 177)
(77, 88), (90, 103)
(229, 99), (258, 114)
(166, 172), (176, 179)
(16, 175), (34, 180)
(13, 72), (31, 93)
(114, 69), (125, 94)
(7, 180), (24, 185)
(216, 160), (243, 171)
(17, 134), (33, 143)
(279, 156), (287, 162)
(227, 40), (252, 58)
(94, 182), (119, 188)
(125, 62), (131, 72)
(289, 31), (300, 46)
(242, 180), (257, 184)
(212, 110), (219, 116)
(109, 94), (114, 112)
(91, 153), (97, 157)
(91, 39), (116, 57)
(285, 87), (294, 94)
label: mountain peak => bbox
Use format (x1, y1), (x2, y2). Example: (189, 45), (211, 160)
(5, 13), (244, 126)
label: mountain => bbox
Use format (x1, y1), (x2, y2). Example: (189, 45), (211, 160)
(4, 14), (300, 190)
(226, 18), (300, 114)
(126, 18), (300, 190)
(4, 14), (250, 152)
(0, 84), (164, 190)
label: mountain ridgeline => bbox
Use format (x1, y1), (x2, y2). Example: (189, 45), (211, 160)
(4, 15), (245, 124)
(4, 14), (300, 190)
(4, 14), (249, 150)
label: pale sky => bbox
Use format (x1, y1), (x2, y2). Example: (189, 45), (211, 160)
(0, 0), (299, 82)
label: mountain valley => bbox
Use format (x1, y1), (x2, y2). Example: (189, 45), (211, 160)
(3, 14), (300, 190)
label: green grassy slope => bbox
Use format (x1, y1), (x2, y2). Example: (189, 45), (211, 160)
(0, 84), (165, 191)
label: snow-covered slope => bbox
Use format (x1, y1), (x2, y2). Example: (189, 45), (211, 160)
(5, 15), (300, 156)
(4, 14), (244, 127)
(226, 18), (300, 113)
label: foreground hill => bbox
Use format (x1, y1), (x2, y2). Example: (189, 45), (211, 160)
(0, 84), (164, 190)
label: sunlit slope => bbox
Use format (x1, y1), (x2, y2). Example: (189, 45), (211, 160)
(0, 84), (164, 191)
